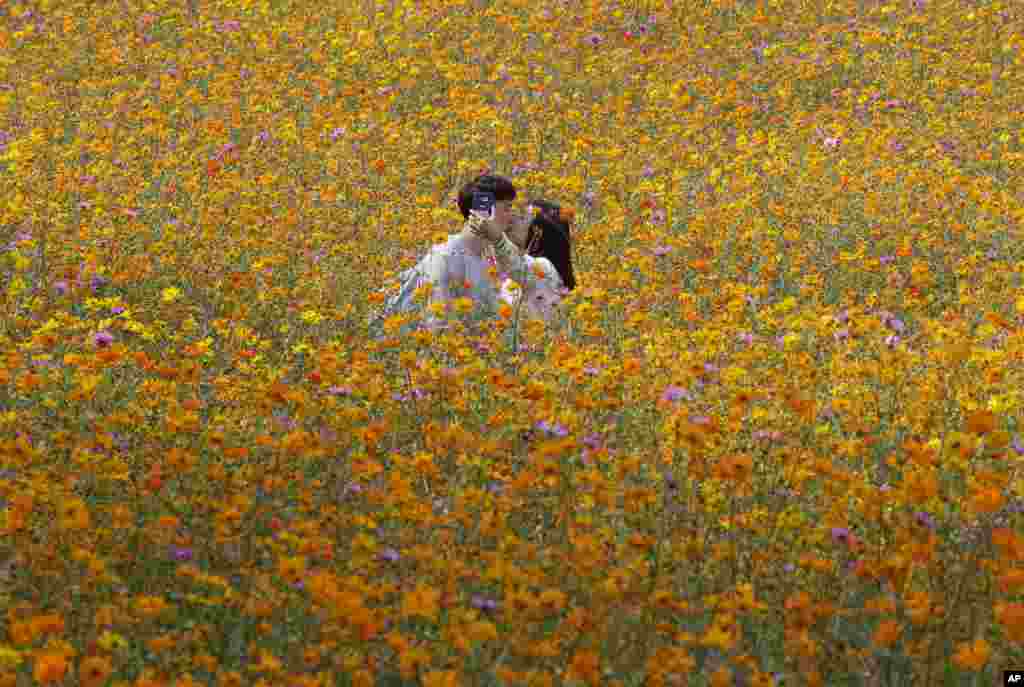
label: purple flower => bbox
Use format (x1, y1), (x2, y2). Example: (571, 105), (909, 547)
(94, 330), (114, 348)
(652, 245), (672, 256)
(879, 254), (895, 265)
(888, 318), (905, 332)
(330, 127), (345, 141)
(172, 547), (194, 562)
(661, 386), (692, 403)
(650, 209), (667, 224)
(327, 385), (353, 396)
(831, 527), (851, 545)
(379, 548), (401, 563)
(641, 164), (655, 179)
(834, 328), (850, 342)
(582, 433), (603, 449)
(53, 280), (68, 295)
(536, 420), (569, 437)
(737, 332), (755, 345)
(471, 595), (499, 611)
(585, 33), (603, 47)
(583, 366), (601, 376)
(90, 275), (108, 291)
(885, 334), (901, 348)
(914, 511), (935, 529)
(1012, 435), (1024, 455)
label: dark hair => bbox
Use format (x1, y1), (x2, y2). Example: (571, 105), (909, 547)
(525, 199), (576, 291)
(457, 174), (517, 219)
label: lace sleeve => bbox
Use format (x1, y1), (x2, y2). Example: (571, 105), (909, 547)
(491, 233), (528, 281)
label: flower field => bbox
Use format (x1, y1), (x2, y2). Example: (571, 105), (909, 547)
(2, 0), (1024, 684)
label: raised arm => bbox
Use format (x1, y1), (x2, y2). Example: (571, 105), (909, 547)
(491, 233), (535, 285)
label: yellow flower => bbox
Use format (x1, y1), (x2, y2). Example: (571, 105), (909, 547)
(452, 296), (474, 315)
(300, 309), (324, 325)
(58, 498), (91, 531)
(96, 631), (128, 652)
(249, 651), (283, 674)
(0, 647), (22, 669)
(133, 595), (169, 620)
(700, 623), (735, 652)
(161, 286), (182, 303)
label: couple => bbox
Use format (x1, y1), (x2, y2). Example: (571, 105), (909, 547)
(369, 174), (577, 340)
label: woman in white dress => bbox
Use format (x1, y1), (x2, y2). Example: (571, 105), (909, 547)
(487, 198), (576, 328)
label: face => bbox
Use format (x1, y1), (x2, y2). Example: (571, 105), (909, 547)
(505, 211), (532, 250)
(491, 199), (516, 234)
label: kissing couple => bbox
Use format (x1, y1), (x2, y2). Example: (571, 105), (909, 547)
(369, 173), (577, 341)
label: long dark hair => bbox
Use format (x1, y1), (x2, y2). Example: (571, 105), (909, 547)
(525, 199), (576, 291)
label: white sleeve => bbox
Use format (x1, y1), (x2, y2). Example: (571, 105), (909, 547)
(420, 247), (452, 333)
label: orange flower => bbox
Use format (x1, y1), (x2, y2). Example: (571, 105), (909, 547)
(904, 591), (933, 627)
(422, 670), (459, 687)
(965, 409), (997, 435)
(565, 649), (601, 687)
(30, 613), (65, 638)
(968, 486), (1003, 515)
(79, 655), (113, 687)
(709, 665), (733, 687)
(351, 670), (374, 687)
(999, 567), (1024, 594)
(33, 652), (68, 684)
(401, 583), (440, 622)
(952, 638), (990, 671)
(277, 556), (306, 585)
(996, 602), (1024, 644)
(398, 646), (431, 680)
(872, 619), (902, 648)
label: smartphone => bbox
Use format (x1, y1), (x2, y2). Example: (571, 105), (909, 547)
(471, 191), (496, 219)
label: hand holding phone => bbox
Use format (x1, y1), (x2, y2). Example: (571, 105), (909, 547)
(471, 191), (496, 220)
